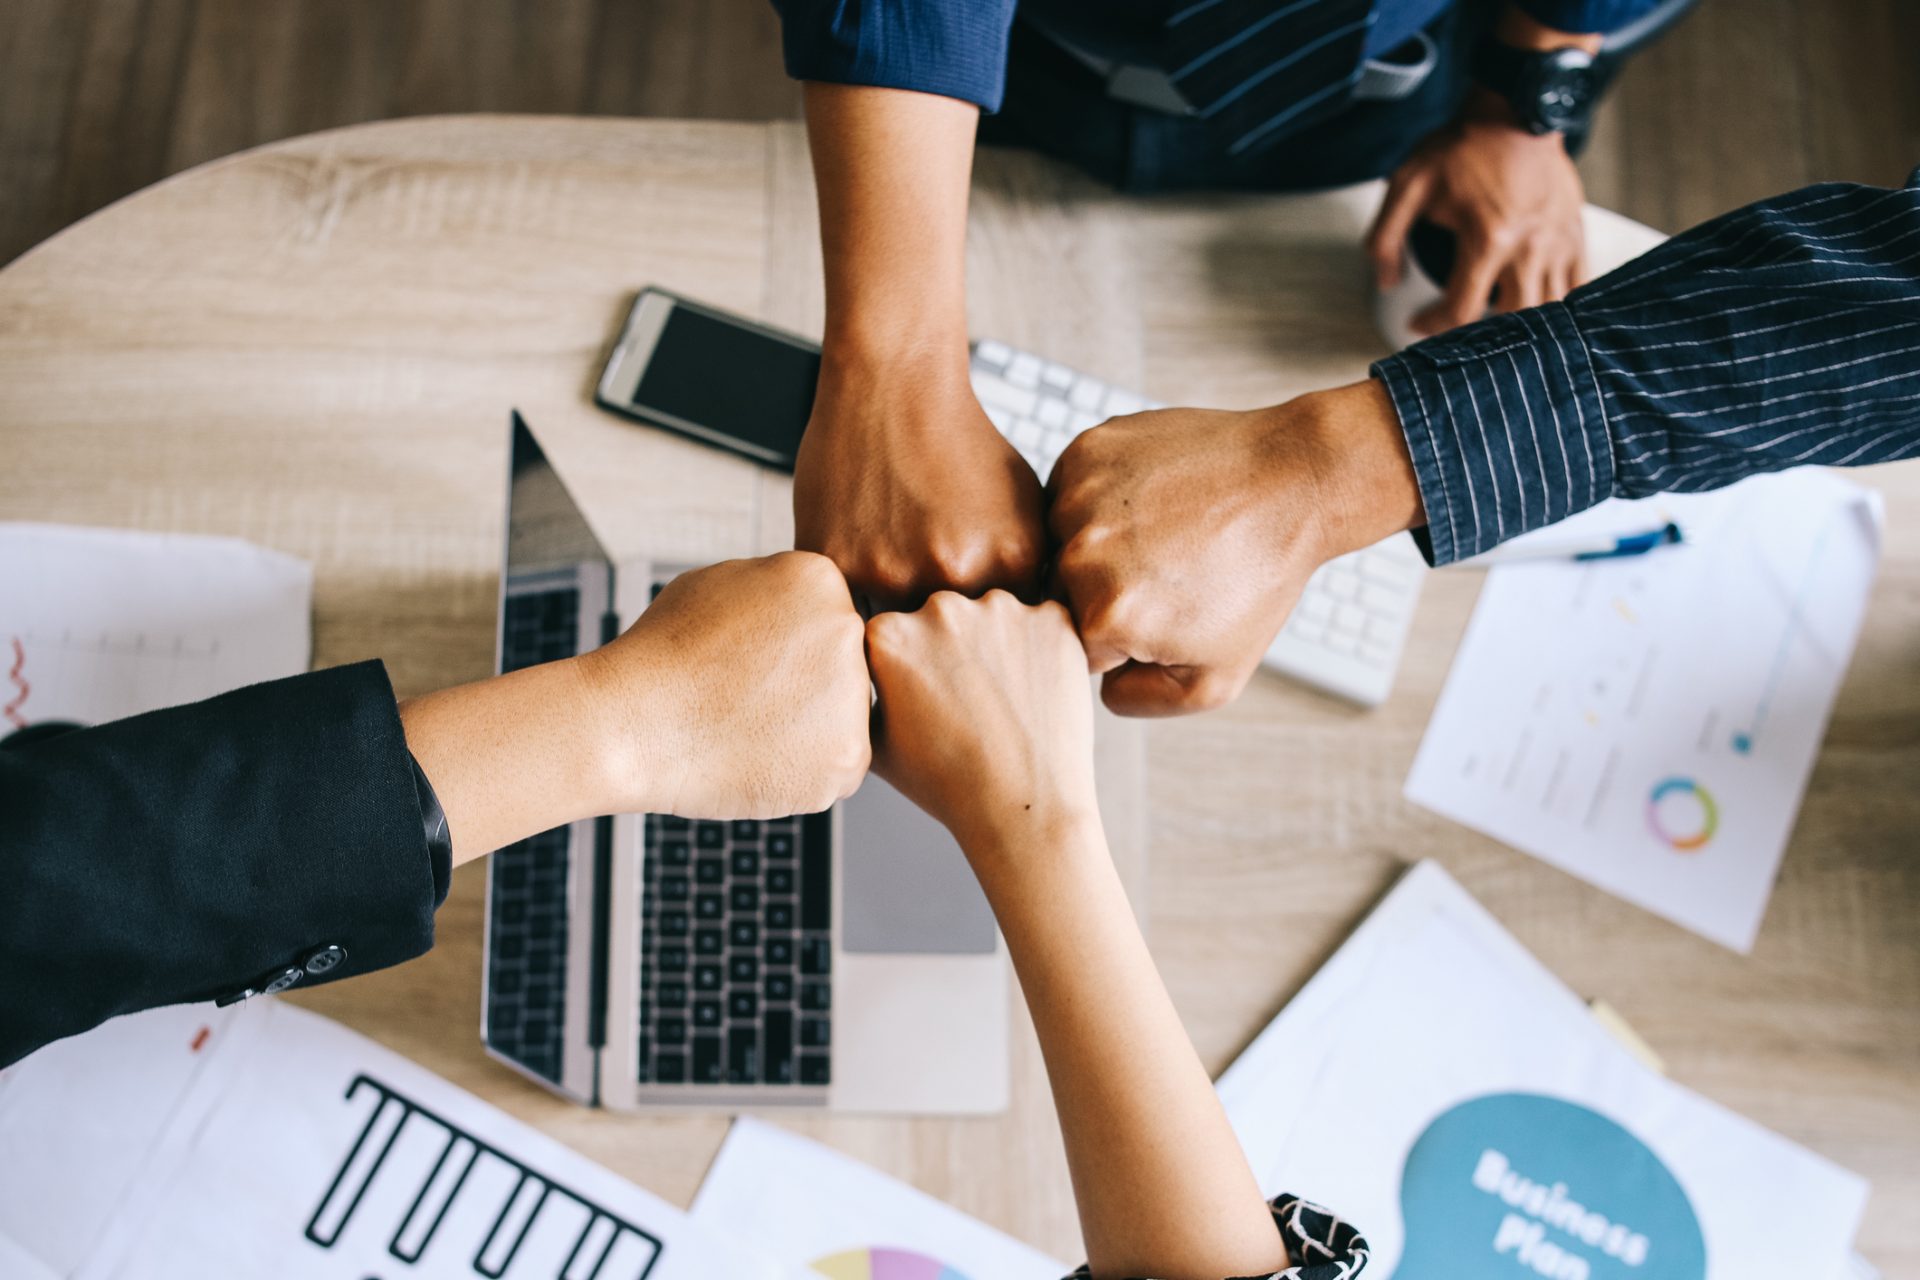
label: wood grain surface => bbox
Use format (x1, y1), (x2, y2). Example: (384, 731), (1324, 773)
(0, 115), (1915, 1273)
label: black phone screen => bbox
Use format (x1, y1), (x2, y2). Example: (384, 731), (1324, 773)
(630, 305), (821, 466)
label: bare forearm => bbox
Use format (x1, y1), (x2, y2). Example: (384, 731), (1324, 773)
(969, 811), (1284, 1280)
(804, 82), (977, 363)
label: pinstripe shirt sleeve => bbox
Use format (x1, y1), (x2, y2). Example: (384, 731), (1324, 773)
(1371, 168), (1920, 566)
(769, 0), (1018, 111)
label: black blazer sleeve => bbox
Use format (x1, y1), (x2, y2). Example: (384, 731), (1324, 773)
(0, 660), (447, 1067)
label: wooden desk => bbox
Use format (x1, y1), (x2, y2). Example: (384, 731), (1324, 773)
(1, 117), (1914, 1273)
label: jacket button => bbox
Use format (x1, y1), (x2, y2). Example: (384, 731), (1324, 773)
(261, 966), (304, 995)
(304, 944), (347, 976)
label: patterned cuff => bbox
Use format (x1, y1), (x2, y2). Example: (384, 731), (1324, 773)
(1061, 1194), (1369, 1280)
(1371, 303), (1615, 564)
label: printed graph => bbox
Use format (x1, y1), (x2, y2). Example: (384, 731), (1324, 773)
(812, 1246), (975, 1280)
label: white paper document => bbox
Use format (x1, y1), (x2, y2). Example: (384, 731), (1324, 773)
(1216, 860), (1869, 1280)
(0, 522), (312, 733)
(1406, 470), (1883, 950)
(692, 1117), (1069, 1280)
(0, 1001), (777, 1280)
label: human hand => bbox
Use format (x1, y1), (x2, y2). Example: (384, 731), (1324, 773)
(584, 552), (871, 818)
(794, 351), (1046, 609)
(1367, 94), (1588, 335)
(1047, 381), (1424, 716)
(866, 590), (1097, 852)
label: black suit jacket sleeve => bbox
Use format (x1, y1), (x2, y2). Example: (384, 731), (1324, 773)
(0, 660), (448, 1067)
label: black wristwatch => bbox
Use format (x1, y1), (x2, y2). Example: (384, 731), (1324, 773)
(1471, 41), (1600, 135)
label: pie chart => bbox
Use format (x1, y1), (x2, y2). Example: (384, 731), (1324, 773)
(811, 1246), (974, 1280)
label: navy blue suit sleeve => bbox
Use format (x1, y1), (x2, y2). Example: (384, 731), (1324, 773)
(1512, 0), (1663, 34)
(0, 661), (441, 1066)
(769, 0), (1018, 110)
(1373, 169), (1920, 564)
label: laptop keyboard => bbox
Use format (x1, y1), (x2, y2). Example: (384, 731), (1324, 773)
(970, 339), (1426, 707)
(638, 811), (833, 1090)
(485, 587), (581, 1085)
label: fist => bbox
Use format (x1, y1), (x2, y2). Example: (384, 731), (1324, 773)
(1047, 406), (1329, 716)
(589, 552), (871, 818)
(866, 591), (1096, 849)
(794, 357), (1045, 609)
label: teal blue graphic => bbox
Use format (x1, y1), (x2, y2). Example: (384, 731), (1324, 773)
(1398, 1093), (1706, 1280)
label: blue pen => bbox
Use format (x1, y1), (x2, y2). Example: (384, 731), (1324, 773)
(1473, 521), (1689, 566)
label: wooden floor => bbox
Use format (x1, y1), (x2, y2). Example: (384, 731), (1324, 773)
(4, 0), (1917, 267)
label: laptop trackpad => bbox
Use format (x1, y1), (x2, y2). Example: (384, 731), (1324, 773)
(840, 777), (997, 955)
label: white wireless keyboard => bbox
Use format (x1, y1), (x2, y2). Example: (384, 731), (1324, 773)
(970, 339), (1425, 707)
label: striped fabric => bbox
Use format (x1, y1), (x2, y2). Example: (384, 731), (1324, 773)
(1372, 168), (1920, 565)
(1161, 0), (1377, 156)
(1062, 1194), (1371, 1279)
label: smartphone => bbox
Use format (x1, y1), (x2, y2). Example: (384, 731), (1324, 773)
(595, 288), (821, 471)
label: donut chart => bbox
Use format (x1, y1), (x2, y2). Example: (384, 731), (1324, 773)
(1646, 776), (1718, 851)
(811, 1246), (974, 1280)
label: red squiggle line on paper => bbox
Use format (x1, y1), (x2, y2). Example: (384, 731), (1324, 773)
(5, 637), (28, 728)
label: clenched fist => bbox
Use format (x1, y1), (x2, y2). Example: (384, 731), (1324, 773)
(1047, 382), (1424, 717)
(585, 552), (872, 817)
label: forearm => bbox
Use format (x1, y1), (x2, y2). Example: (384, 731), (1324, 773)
(1372, 172), (1920, 564)
(399, 656), (625, 867)
(805, 83), (977, 370)
(968, 811), (1284, 1280)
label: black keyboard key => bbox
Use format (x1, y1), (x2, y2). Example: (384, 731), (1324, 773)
(660, 816), (690, 835)
(695, 824), (725, 850)
(696, 857), (725, 885)
(657, 980), (689, 1007)
(654, 1052), (687, 1084)
(767, 866), (796, 895)
(657, 1016), (687, 1044)
(661, 841), (692, 868)
(661, 875), (690, 903)
(765, 972), (795, 1002)
(728, 990), (758, 1020)
(800, 981), (831, 1012)
(730, 848), (760, 876)
(767, 833), (795, 859)
(766, 901), (796, 930)
(695, 893), (725, 921)
(693, 999), (722, 1028)
(695, 928), (724, 956)
(801, 840), (830, 931)
(730, 885), (760, 912)
(800, 1017), (830, 1048)
(765, 1010), (795, 1084)
(659, 910), (689, 936)
(729, 920), (759, 948)
(800, 1054), (831, 1085)
(731, 820), (761, 840)
(766, 936), (795, 966)
(728, 1027), (759, 1084)
(800, 937), (832, 975)
(657, 946), (689, 972)
(692, 1035), (723, 1084)
(729, 955), (759, 984)
(695, 963), (723, 992)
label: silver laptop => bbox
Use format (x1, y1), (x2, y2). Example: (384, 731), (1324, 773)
(482, 414), (1008, 1112)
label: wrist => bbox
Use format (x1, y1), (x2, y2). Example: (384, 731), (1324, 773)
(569, 644), (675, 817)
(1279, 379), (1425, 559)
(813, 335), (977, 426)
(962, 800), (1109, 896)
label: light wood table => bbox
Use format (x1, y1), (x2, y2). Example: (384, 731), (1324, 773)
(2, 117), (1914, 1273)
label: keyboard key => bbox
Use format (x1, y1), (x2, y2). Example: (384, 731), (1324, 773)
(730, 848), (760, 876)
(730, 885), (760, 912)
(1068, 376), (1105, 413)
(661, 841), (691, 868)
(765, 971), (795, 1002)
(659, 816), (690, 835)
(660, 876), (690, 903)
(974, 375), (1039, 418)
(654, 1052), (686, 1084)
(693, 999), (722, 1028)
(729, 920), (759, 948)
(1105, 390), (1145, 417)
(731, 820), (760, 840)
(799, 1054), (831, 1085)
(800, 845), (830, 931)
(766, 901), (796, 930)
(1334, 603), (1367, 633)
(974, 339), (1012, 368)
(1364, 615), (1400, 643)
(1069, 410), (1102, 434)
(1358, 583), (1404, 613)
(1041, 361), (1074, 389)
(659, 910), (689, 936)
(657, 980), (689, 1006)
(657, 1016), (687, 1044)
(695, 824), (724, 850)
(696, 858), (724, 885)
(767, 866), (796, 895)
(800, 1017), (830, 1048)
(766, 936), (795, 966)
(1328, 631), (1358, 656)
(692, 1035), (723, 1083)
(729, 955), (759, 984)
(695, 928), (723, 956)
(1325, 570), (1361, 600)
(1007, 353), (1042, 387)
(1300, 592), (1334, 622)
(800, 937), (832, 975)
(694, 963), (723, 991)
(765, 1011), (795, 1084)
(766, 832), (795, 859)
(1036, 397), (1070, 429)
(728, 1027), (759, 1084)
(696, 893), (724, 920)
(657, 946), (689, 972)
(729, 990), (759, 1020)
(800, 982), (831, 1012)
